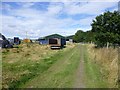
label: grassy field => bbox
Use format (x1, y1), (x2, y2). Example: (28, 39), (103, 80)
(2, 43), (118, 88)
(2, 43), (76, 88)
(2, 43), (58, 88)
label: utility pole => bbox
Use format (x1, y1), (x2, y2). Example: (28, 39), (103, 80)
(26, 31), (28, 39)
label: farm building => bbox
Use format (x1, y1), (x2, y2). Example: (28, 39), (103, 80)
(44, 34), (65, 39)
(65, 35), (74, 43)
(39, 39), (48, 45)
(38, 34), (65, 45)
(46, 34), (66, 49)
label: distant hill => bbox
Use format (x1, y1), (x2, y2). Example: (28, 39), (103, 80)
(65, 35), (74, 39)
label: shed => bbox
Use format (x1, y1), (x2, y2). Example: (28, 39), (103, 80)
(44, 34), (65, 39)
(38, 34), (65, 45)
(66, 35), (74, 43)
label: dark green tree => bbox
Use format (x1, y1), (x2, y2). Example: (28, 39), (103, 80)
(91, 11), (120, 47)
(73, 30), (85, 43)
(73, 30), (94, 43)
(84, 31), (95, 43)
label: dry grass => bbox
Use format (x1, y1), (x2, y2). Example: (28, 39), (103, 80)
(0, 50), (2, 89)
(2, 44), (57, 63)
(87, 44), (118, 88)
(2, 43), (75, 88)
(2, 43), (58, 88)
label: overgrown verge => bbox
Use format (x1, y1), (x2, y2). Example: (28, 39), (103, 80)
(83, 45), (108, 88)
(87, 44), (118, 88)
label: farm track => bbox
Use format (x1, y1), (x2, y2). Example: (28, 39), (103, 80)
(22, 44), (82, 88)
(74, 44), (86, 88)
(23, 44), (91, 88)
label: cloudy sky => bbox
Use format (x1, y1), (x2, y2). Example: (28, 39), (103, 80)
(1, 0), (119, 39)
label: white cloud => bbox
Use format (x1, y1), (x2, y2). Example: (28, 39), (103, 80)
(21, 2), (35, 8)
(64, 2), (117, 15)
(2, 0), (120, 2)
(46, 2), (63, 16)
(1, 1), (118, 39)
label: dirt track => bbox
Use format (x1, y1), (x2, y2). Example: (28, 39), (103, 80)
(23, 44), (87, 88)
(74, 45), (86, 88)
(22, 44), (81, 88)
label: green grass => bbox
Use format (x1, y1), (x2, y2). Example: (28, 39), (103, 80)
(83, 45), (108, 88)
(22, 45), (81, 88)
(2, 44), (78, 88)
(2, 44), (110, 88)
(2, 44), (58, 88)
(4, 50), (65, 88)
(0, 51), (2, 90)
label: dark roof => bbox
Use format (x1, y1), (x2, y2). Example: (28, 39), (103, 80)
(44, 34), (65, 39)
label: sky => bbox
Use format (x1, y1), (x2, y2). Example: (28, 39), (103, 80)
(1, 0), (119, 39)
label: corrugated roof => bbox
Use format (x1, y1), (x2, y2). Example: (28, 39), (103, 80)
(38, 34), (65, 40)
(45, 34), (65, 39)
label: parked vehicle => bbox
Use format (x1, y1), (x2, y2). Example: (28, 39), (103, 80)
(14, 37), (21, 45)
(0, 34), (13, 48)
(49, 38), (66, 49)
(8, 38), (14, 45)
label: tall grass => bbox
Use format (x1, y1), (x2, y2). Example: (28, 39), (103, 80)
(87, 44), (118, 88)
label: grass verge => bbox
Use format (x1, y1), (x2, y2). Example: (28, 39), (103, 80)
(83, 45), (108, 88)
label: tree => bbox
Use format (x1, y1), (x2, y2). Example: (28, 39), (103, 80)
(73, 30), (85, 42)
(73, 30), (94, 43)
(84, 31), (95, 43)
(91, 11), (120, 47)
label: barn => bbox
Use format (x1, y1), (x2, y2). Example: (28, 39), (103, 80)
(38, 34), (65, 45)
(65, 35), (74, 43)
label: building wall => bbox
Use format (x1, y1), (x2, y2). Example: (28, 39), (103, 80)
(39, 39), (48, 45)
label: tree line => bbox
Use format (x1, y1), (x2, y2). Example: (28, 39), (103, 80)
(73, 11), (120, 47)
